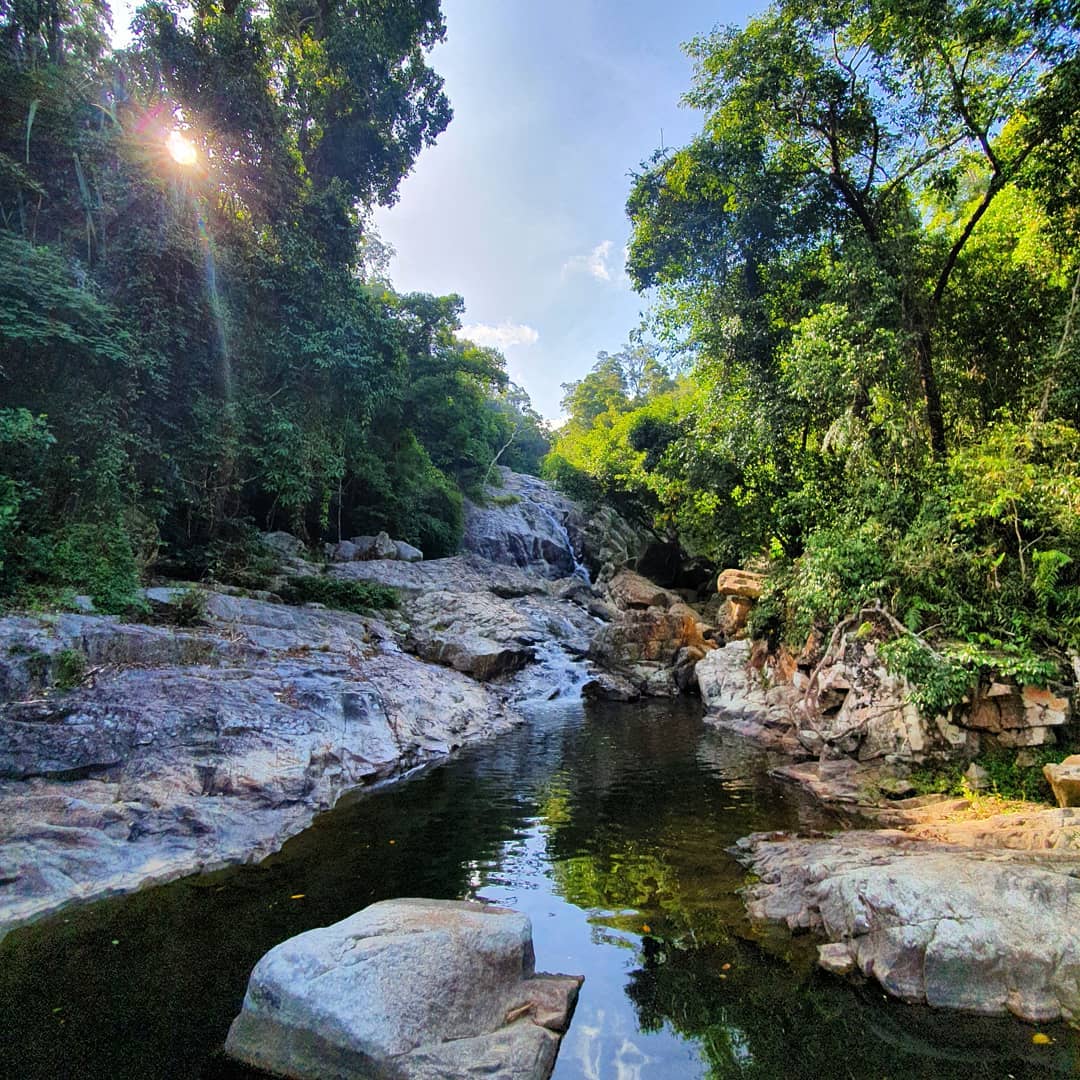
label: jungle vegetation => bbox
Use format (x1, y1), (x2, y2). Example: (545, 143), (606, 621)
(547, 0), (1080, 685)
(0, 0), (548, 611)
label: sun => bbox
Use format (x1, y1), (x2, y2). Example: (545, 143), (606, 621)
(166, 129), (197, 167)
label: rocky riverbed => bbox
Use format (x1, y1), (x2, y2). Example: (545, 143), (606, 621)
(0, 469), (710, 941)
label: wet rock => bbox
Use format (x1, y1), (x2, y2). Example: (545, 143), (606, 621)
(738, 829), (1080, 1022)
(225, 898), (582, 1080)
(1044, 755), (1080, 808)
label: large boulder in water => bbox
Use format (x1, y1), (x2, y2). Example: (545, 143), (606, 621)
(737, 829), (1080, 1023)
(225, 898), (583, 1080)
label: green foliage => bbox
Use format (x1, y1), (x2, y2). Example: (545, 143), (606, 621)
(170, 586), (209, 627)
(280, 574), (398, 614)
(911, 747), (1073, 804)
(21, 523), (146, 615)
(878, 637), (975, 717)
(52, 648), (87, 691)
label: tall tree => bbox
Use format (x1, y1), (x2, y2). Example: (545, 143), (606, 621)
(629, 0), (1080, 458)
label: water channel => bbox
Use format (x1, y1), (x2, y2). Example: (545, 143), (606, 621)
(3, 687), (1077, 1078)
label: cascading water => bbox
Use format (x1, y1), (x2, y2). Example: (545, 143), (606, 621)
(507, 640), (592, 706)
(537, 506), (591, 583)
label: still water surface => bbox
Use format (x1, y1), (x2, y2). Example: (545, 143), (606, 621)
(2, 693), (1077, 1078)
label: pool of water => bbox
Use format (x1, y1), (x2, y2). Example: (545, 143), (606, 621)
(2, 693), (1077, 1078)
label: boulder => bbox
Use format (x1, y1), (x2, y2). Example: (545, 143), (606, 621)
(738, 829), (1080, 1022)
(1044, 754), (1080, 808)
(607, 569), (672, 611)
(225, 898), (582, 1080)
(395, 540), (424, 562)
(260, 531), (306, 559)
(372, 531), (398, 560)
(715, 569), (764, 600)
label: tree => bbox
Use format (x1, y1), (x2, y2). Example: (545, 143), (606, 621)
(629, 0), (1080, 458)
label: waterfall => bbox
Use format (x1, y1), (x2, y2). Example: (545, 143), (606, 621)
(537, 506), (591, 584)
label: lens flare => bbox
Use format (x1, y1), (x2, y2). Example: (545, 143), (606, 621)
(166, 129), (197, 166)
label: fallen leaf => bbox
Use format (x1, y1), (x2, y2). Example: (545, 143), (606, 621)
(721, 963), (732, 971)
(641, 924), (651, 933)
(290, 893), (305, 900)
(1032, 1033), (1053, 1045)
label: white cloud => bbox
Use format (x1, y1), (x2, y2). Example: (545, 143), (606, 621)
(562, 240), (629, 286)
(459, 321), (540, 350)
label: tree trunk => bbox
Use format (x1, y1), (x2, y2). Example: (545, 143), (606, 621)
(915, 328), (946, 461)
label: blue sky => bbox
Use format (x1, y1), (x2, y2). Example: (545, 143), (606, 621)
(373, 0), (765, 419)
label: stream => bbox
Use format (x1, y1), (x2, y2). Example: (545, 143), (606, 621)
(3, 683), (1078, 1078)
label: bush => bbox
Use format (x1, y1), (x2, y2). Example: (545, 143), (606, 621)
(280, 575), (398, 614)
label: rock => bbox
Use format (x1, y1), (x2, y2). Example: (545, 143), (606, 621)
(588, 603), (714, 697)
(405, 590), (539, 681)
(462, 469), (588, 580)
(582, 670), (640, 702)
(964, 762), (991, 790)
(739, 829), (1080, 1022)
(0, 600), (522, 939)
(606, 569), (672, 611)
(395, 540), (424, 562)
(715, 569), (764, 600)
(260, 531), (306, 559)
(225, 899), (582, 1080)
(329, 540), (360, 562)
(372, 531), (398, 560)
(1023, 684), (1071, 729)
(878, 776), (917, 799)
(330, 554), (549, 600)
(1044, 755), (1080, 808)
(71, 595), (96, 613)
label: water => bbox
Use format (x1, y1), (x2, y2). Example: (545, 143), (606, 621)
(2, 694), (1077, 1079)
(538, 504), (591, 583)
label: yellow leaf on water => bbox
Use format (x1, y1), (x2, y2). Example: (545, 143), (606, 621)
(641, 924), (651, 933)
(289, 893), (305, 900)
(721, 963), (732, 971)
(1032, 1033), (1053, 1045)
(389, 840), (396, 845)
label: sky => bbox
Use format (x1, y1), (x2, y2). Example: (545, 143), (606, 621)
(371, 0), (765, 419)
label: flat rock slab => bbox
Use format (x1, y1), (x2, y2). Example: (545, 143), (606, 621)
(226, 898), (583, 1080)
(737, 829), (1080, 1022)
(0, 602), (521, 938)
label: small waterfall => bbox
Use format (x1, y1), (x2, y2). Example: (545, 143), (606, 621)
(537, 506), (591, 584)
(508, 641), (591, 706)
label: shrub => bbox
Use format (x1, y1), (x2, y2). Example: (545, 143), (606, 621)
(280, 575), (398, 614)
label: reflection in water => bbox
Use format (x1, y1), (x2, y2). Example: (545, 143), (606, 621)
(1, 695), (1077, 1079)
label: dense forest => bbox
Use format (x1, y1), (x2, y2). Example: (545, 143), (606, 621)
(548, 0), (1080, 700)
(3, 0), (1080, 707)
(0, 0), (548, 611)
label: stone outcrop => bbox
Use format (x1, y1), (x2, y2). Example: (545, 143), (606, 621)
(0, 596), (521, 939)
(588, 570), (717, 696)
(225, 898), (582, 1080)
(462, 468), (589, 580)
(1045, 754), (1080, 807)
(325, 531), (423, 563)
(715, 568), (765, 637)
(736, 828), (1080, 1023)
(698, 610), (1073, 767)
